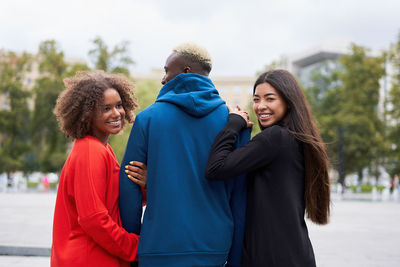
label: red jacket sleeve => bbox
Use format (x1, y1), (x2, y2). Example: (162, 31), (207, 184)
(73, 140), (138, 262)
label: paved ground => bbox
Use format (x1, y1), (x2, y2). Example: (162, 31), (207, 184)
(0, 193), (55, 266)
(0, 192), (399, 267)
(308, 200), (400, 267)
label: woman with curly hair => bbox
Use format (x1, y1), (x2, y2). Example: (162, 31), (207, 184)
(51, 71), (145, 267)
(206, 69), (330, 267)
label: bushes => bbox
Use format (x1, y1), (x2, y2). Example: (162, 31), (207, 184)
(347, 184), (386, 193)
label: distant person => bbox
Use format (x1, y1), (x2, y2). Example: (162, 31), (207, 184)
(42, 175), (50, 192)
(393, 174), (399, 194)
(206, 69), (331, 266)
(119, 43), (249, 266)
(51, 71), (146, 267)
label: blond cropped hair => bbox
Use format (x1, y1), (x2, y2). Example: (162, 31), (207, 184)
(173, 43), (212, 74)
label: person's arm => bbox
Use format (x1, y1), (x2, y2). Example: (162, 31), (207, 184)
(119, 115), (148, 234)
(74, 142), (138, 262)
(125, 161), (147, 206)
(225, 126), (250, 267)
(206, 114), (281, 180)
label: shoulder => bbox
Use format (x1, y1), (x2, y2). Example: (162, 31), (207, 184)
(74, 136), (106, 150)
(133, 103), (166, 124)
(254, 125), (293, 145)
(137, 103), (157, 116)
(135, 100), (188, 124)
(72, 136), (109, 160)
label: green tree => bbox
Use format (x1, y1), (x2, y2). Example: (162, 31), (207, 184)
(387, 33), (400, 177)
(66, 62), (90, 77)
(339, 44), (385, 183)
(88, 37), (134, 75)
(304, 61), (346, 182)
(31, 40), (68, 173)
(305, 45), (385, 185)
(0, 51), (33, 178)
(31, 40), (89, 173)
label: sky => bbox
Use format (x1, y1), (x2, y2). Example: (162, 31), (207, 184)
(1, 0), (399, 77)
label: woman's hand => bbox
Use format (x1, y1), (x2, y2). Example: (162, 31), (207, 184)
(125, 161), (147, 188)
(228, 105), (254, 128)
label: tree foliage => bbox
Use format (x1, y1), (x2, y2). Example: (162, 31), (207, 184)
(31, 41), (68, 172)
(0, 51), (33, 176)
(387, 33), (400, 177)
(31, 40), (89, 173)
(305, 44), (385, 185)
(0, 37), (135, 176)
(338, 45), (385, 181)
(88, 37), (134, 75)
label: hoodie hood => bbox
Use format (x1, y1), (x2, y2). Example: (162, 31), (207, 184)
(156, 73), (225, 117)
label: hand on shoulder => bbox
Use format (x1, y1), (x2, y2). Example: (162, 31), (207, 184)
(228, 105), (253, 128)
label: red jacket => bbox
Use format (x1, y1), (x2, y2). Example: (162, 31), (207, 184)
(51, 136), (138, 267)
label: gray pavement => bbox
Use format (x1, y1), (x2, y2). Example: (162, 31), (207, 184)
(0, 193), (55, 267)
(0, 192), (399, 267)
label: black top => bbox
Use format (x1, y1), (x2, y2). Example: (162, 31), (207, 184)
(206, 114), (316, 267)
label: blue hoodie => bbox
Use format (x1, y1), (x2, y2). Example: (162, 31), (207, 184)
(119, 73), (249, 267)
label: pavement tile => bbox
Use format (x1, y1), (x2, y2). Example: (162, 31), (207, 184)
(1, 192), (400, 267)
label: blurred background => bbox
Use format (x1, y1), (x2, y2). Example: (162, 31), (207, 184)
(1, 0), (399, 194)
(0, 0), (400, 266)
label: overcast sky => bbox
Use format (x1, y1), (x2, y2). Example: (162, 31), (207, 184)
(1, 0), (399, 76)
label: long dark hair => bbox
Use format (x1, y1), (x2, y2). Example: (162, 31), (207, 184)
(254, 69), (330, 225)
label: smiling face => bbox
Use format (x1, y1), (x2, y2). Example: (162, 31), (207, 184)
(253, 82), (288, 128)
(91, 88), (125, 145)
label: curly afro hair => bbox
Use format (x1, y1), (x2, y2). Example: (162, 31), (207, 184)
(54, 70), (138, 140)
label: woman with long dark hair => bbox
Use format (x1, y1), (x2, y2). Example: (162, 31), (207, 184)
(206, 69), (330, 266)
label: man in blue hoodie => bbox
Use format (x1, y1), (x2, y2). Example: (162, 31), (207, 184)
(119, 43), (249, 267)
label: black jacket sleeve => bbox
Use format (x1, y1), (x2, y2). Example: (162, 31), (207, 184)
(206, 114), (283, 180)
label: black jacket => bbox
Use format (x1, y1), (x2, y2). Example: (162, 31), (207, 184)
(206, 114), (316, 267)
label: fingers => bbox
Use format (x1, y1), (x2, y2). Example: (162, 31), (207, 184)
(237, 110), (249, 120)
(129, 161), (147, 170)
(231, 106), (253, 128)
(125, 161), (147, 188)
(127, 175), (146, 188)
(242, 111), (249, 119)
(125, 166), (145, 179)
(125, 167), (146, 188)
(229, 105), (244, 116)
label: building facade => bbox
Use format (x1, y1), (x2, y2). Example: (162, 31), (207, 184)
(134, 68), (256, 109)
